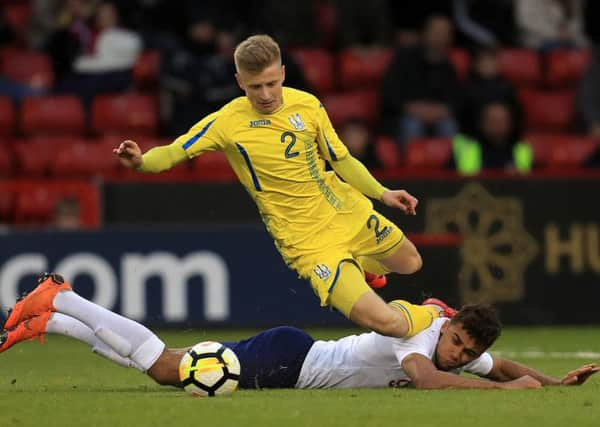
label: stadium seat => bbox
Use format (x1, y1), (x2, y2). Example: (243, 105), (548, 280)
(133, 50), (161, 89)
(1, 2), (32, 45)
(405, 138), (452, 169)
(288, 48), (335, 95)
(546, 49), (591, 88)
(547, 135), (596, 168)
(193, 151), (236, 181)
(0, 184), (14, 222)
(0, 143), (12, 176)
(525, 132), (553, 166)
(92, 94), (159, 137)
(448, 48), (471, 82)
(338, 48), (394, 90)
(315, 0), (337, 48)
(0, 49), (54, 90)
(12, 137), (67, 177)
(374, 136), (402, 170)
(0, 96), (15, 136)
(526, 133), (597, 168)
(497, 48), (541, 88)
(321, 90), (379, 128)
(20, 95), (86, 136)
(519, 89), (576, 132)
(13, 185), (56, 225)
(50, 139), (121, 178)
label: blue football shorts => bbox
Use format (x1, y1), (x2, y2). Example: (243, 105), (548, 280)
(222, 326), (314, 389)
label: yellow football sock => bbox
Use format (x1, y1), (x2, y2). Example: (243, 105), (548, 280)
(388, 299), (440, 337)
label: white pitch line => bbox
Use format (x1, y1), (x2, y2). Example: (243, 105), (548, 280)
(492, 350), (600, 359)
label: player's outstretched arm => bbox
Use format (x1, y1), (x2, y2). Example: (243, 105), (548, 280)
(402, 353), (542, 390)
(487, 357), (599, 386)
(113, 139), (188, 173)
(331, 155), (418, 215)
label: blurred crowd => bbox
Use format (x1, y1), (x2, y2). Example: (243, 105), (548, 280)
(2, 0), (600, 177)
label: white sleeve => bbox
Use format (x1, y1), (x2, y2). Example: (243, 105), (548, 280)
(391, 328), (438, 366)
(463, 352), (494, 376)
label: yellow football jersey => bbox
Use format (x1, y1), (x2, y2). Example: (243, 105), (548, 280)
(173, 87), (373, 252)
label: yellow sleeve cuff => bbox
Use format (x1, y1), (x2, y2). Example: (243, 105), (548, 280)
(138, 142), (188, 173)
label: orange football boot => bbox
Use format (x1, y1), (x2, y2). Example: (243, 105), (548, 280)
(3, 273), (71, 330)
(365, 271), (387, 289)
(422, 297), (458, 318)
(0, 311), (52, 353)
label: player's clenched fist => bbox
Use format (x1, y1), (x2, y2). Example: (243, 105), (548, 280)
(113, 140), (143, 169)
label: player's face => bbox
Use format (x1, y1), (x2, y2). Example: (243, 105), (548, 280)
(236, 63), (285, 114)
(434, 321), (486, 371)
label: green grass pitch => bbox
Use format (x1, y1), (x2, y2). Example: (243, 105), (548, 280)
(1, 327), (599, 427)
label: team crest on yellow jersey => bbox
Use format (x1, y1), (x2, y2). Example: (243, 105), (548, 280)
(313, 264), (331, 280)
(288, 113), (306, 131)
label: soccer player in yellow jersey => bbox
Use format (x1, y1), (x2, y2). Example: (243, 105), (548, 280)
(113, 34), (441, 338)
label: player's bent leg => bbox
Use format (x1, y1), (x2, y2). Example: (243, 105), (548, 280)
(348, 291), (409, 337)
(329, 262), (439, 337)
(329, 262), (404, 337)
(379, 238), (423, 274)
(53, 289), (166, 370)
(0, 311), (138, 370)
(357, 256), (391, 276)
(349, 293), (441, 338)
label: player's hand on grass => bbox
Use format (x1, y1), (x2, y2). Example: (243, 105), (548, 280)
(560, 363), (599, 386)
(113, 140), (143, 169)
(381, 190), (418, 215)
(501, 375), (542, 390)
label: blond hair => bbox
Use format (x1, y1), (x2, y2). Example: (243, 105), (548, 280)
(234, 34), (281, 73)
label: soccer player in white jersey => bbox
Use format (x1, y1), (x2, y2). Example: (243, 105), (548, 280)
(1, 273), (597, 390)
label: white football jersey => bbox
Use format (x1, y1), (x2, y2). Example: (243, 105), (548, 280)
(295, 318), (493, 389)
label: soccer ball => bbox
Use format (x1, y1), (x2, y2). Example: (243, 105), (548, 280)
(179, 341), (241, 397)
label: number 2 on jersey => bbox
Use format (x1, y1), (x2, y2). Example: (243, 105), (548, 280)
(280, 131), (299, 159)
(367, 214), (390, 239)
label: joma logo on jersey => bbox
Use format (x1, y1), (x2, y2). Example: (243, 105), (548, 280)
(249, 119), (271, 128)
(376, 226), (392, 244)
(288, 113), (306, 131)
(313, 264), (331, 280)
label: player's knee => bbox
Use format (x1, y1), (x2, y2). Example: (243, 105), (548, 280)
(391, 252), (422, 274)
(406, 252), (423, 274)
(383, 241), (423, 274)
(398, 247), (422, 274)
